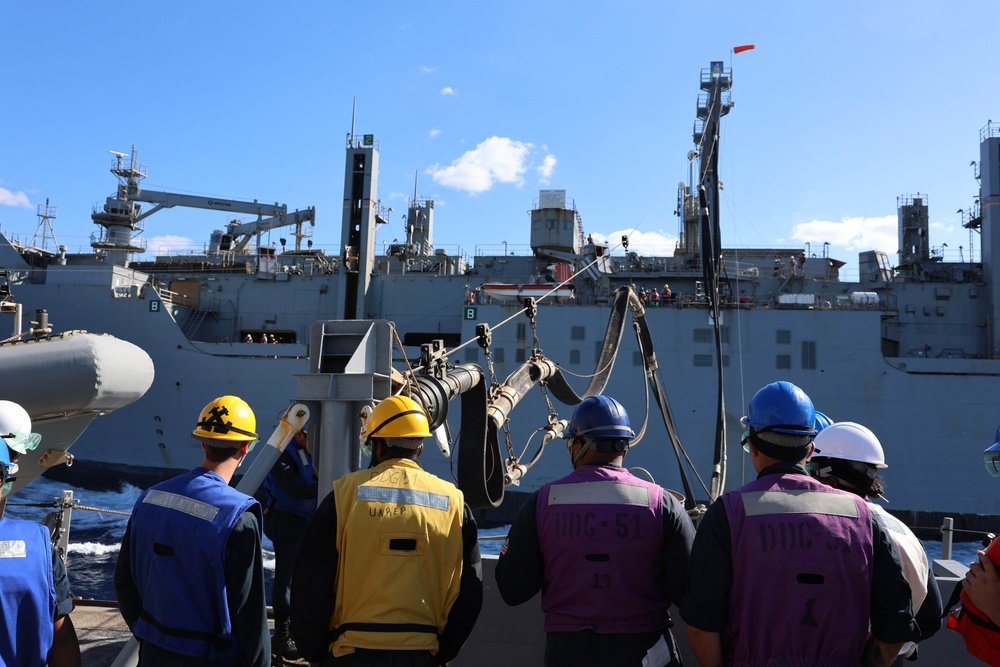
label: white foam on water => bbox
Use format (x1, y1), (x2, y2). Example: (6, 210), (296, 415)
(69, 541), (121, 556)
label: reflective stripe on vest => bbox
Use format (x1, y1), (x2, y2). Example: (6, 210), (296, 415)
(0, 518), (55, 667)
(546, 480), (651, 507)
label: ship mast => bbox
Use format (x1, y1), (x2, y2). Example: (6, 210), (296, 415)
(31, 198), (59, 252)
(695, 61), (733, 502)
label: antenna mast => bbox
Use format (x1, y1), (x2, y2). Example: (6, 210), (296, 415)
(32, 198), (59, 251)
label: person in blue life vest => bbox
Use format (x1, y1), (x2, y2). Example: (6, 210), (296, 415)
(947, 427), (1000, 664)
(0, 400), (81, 667)
(262, 426), (317, 660)
(808, 421), (943, 664)
(290, 395), (483, 666)
(681, 381), (920, 667)
(114, 395), (270, 667)
(495, 395), (696, 667)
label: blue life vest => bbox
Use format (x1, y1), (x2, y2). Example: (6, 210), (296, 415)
(0, 517), (55, 667)
(130, 468), (260, 663)
(263, 444), (317, 519)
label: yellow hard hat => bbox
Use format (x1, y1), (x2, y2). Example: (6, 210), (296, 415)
(362, 396), (431, 439)
(192, 395), (258, 445)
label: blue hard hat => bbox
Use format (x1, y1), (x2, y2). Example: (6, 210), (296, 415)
(814, 411), (833, 433)
(565, 395), (635, 441)
(742, 381), (818, 436)
(984, 426), (1000, 477)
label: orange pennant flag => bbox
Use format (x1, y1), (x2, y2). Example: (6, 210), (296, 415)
(733, 44), (756, 54)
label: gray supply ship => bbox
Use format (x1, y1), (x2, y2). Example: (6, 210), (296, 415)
(1, 62), (997, 525)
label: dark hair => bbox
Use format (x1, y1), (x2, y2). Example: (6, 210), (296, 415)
(375, 438), (421, 460)
(810, 456), (883, 498)
(203, 442), (245, 463)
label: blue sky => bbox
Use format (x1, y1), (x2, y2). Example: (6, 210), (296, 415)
(2, 1), (996, 279)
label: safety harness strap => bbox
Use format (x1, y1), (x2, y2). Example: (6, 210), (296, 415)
(330, 622), (440, 640)
(139, 610), (232, 651)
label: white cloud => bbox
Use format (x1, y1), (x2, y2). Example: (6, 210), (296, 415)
(427, 137), (533, 194)
(440, 86), (457, 96)
(593, 229), (677, 257)
(146, 235), (197, 256)
(930, 221), (955, 233)
(537, 154), (557, 183)
(0, 187), (32, 208)
(420, 66), (436, 74)
(791, 215), (898, 254)
(429, 129), (441, 138)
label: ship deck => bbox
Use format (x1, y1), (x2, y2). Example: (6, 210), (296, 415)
(72, 557), (973, 666)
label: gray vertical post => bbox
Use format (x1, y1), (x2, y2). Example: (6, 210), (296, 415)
(296, 320), (394, 497)
(55, 490), (74, 561)
(941, 517), (954, 561)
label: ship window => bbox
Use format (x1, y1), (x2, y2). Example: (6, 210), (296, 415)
(571, 326), (585, 341)
(633, 351), (643, 366)
(493, 348), (505, 363)
(547, 218), (557, 229)
(570, 349), (581, 365)
(516, 323), (527, 340)
(776, 330), (791, 344)
(694, 327), (731, 344)
(694, 354), (713, 367)
(722, 355), (730, 367)
(801, 341), (816, 370)
(464, 348), (479, 363)
(516, 348), (527, 363)
(776, 354), (792, 369)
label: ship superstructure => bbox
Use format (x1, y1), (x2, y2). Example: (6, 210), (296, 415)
(1, 63), (997, 525)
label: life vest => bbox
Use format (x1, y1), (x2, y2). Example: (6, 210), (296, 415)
(0, 517), (55, 667)
(328, 458), (464, 658)
(721, 473), (874, 666)
(263, 443), (318, 519)
(130, 468), (260, 663)
(948, 535), (1000, 666)
(535, 465), (670, 633)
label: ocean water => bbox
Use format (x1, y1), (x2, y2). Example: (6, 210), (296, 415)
(1, 477), (984, 602)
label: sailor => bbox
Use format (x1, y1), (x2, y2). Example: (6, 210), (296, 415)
(245, 333), (253, 344)
(260, 333), (269, 344)
(114, 395), (270, 667)
(682, 381), (919, 667)
(262, 426), (317, 660)
(0, 401), (81, 667)
(948, 427), (1000, 664)
(650, 289), (660, 307)
(495, 395), (696, 666)
(290, 395), (483, 666)
(808, 421), (943, 662)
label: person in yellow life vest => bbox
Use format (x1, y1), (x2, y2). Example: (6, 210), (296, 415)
(949, 427), (1000, 664)
(291, 395), (483, 666)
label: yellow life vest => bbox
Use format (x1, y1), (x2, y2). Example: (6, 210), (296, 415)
(328, 458), (464, 657)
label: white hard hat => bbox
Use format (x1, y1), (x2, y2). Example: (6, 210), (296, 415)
(812, 421), (887, 468)
(0, 400), (41, 455)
